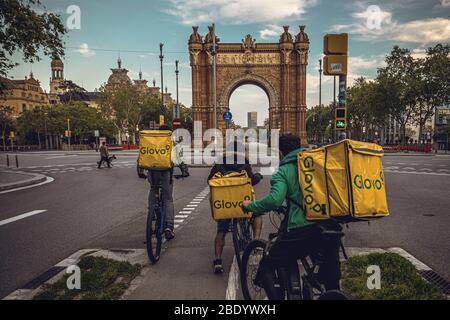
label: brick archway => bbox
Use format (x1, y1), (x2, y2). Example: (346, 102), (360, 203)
(188, 25), (310, 144)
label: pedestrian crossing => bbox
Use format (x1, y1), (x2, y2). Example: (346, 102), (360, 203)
(382, 160), (450, 176)
(25, 161), (135, 174)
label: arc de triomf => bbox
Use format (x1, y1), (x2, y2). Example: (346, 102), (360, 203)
(188, 25), (310, 145)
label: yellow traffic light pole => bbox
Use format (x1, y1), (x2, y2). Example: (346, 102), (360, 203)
(323, 33), (348, 141)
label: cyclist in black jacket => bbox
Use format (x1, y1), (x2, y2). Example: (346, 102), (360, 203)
(208, 141), (263, 274)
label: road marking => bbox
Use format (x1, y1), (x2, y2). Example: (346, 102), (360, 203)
(0, 210), (47, 227)
(226, 256), (239, 300)
(174, 219), (184, 224)
(45, 155), (78, 159)
(182, 208), (195, 211)
(178, 211), (192, 214)
(0, 176), (54, 195)
(190, 201), (201, 204)
(186, 204), (198, 207)
(385, 170), (450, 176)
(175, 215), (188, 218)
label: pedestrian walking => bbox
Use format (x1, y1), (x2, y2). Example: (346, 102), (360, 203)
(97, 142), (111, 168)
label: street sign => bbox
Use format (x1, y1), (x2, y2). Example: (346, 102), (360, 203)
(223, 111), (232, 121)
(323, 55), (347, 76)
(94, 130), (99, 137)
(172, 118), (182, 129)
(65, 130), (72, 137)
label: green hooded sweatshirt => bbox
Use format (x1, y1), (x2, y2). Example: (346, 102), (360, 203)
(246, 148), (315, 231)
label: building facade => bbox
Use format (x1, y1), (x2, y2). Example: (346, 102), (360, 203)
(0, 73), (49, 117)
(247, 112), (257, 128)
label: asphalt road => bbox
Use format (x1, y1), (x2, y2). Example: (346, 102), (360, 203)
(0, 151), (449, 298)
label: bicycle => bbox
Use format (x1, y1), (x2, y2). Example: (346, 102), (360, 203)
(146, 184), (165, 264)
(231, 216), (254, 270)
(240, 207), (350, 300)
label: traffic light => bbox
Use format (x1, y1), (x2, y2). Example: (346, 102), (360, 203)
(335, 119), (346, 130)
(335, 108), (346, 130)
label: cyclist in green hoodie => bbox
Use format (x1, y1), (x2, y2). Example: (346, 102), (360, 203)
(243, 134), (342, 294)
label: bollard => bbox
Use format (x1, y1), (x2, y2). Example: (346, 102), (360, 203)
(6, 154), (10, 167)
(15, 154), (19, 168)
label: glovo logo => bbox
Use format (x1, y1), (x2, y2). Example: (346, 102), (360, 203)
(140, 144), (171, 155)
(353, 171), (384, 190)
(214, 195), (251, 211)
(302, 156), (323, 214)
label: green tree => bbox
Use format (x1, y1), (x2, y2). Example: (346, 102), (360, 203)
(0, 0), (66, 91)
(306, 104), (333, 144)
(414, 44), (450, 142)
(376, 46), (419, 144)
(0, 105), (14, 149)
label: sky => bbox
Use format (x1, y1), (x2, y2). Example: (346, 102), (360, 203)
(9, 0), (450, 127)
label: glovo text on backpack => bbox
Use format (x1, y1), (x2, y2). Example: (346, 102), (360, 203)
(208, 171), (255, 220)
(297, 139), (389, 222)
(138, 130), (173, 170)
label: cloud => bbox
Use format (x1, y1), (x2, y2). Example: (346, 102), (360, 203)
(259, 25), (283, 39)
(75, 43), (96, 58)
(330, 5), (450, 44)
(348, 55), (386, 72)
(441, 0), (450, 7)
(166, 0), (317, 25)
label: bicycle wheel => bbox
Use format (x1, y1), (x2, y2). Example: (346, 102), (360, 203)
(146, 207), (162, 264)
(240, 239), (269, 300)
(232, 219), (252, 269)
(317, 290), (351, 300)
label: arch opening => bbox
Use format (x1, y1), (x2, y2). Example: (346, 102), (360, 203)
(228, 83), (269, 129)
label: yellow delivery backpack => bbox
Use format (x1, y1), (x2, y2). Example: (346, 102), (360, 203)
(138, 130), (173, 170)
(208, 170), (255, 220)
(298, 139), (389, 222)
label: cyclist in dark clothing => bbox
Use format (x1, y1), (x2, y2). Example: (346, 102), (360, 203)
(208, 142), (263, 274)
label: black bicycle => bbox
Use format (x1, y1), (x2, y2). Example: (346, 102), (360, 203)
(231, 217), (254, 270)
(146, 184), (165, 264)
(240, 207), (350, 300)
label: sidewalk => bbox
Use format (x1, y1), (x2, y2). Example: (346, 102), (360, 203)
(0, 170), (48, 191)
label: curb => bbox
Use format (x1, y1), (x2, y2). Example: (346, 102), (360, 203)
(0, 170), (47, 191)
(2, 248), (149, 300)
(225, 246), (448, 300)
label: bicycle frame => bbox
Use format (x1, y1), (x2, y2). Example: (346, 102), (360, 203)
(155, 187), (165, 235)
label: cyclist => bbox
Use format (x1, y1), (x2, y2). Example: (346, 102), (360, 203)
(147, 124), (175, 240)
(208, 141), (263, 274)
(242, 134), (342, 296)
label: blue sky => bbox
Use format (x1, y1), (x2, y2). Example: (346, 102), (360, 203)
(9, 0), (450, 126)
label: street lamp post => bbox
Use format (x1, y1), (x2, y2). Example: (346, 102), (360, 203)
(159, 43), (165, 125)
(212, 23), (217, 130)
(318, 59), (322, 107)
(175, 60), (179, 119)
(67, 118), (71, 151)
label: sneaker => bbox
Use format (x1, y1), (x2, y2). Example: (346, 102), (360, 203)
(213, 259), (224, 274)
(164, 228), (175, 240)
